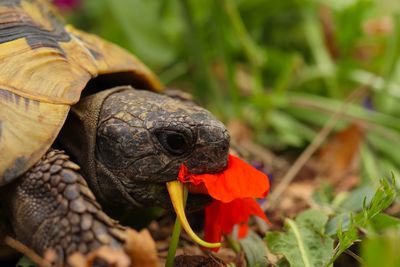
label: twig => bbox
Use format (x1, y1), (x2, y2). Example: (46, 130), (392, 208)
(344, 249), (364, 264)
(3, 236), (51, 267)
(266, 85), (370, 210)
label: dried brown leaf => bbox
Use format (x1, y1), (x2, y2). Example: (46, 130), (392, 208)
(363, 16), (393, 35)
(124, 229), (158, 267)
(67, 228), (157, 267)
(228, 120), (253, 144)
(318, 123), (364, 191)
(68, 247), (131, 267)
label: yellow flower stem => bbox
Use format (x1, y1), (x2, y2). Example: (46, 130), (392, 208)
(167, 181), (222, 248)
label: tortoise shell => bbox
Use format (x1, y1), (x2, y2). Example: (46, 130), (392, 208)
(0, 0), (164, 184)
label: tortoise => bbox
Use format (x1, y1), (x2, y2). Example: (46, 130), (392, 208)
(0, 0), (230, 264)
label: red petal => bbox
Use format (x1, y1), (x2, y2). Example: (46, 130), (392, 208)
(203, 198), (269, 251)
(238, 223), (249, 238)
(204, 201), (223, 252)
(178, 155), (270, 203)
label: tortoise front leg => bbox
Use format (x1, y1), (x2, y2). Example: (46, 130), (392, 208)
(1, 149), (126, 264)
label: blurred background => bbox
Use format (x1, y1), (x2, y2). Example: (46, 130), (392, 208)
(62, 0), (400, 178)
(56, 0), (400, 266)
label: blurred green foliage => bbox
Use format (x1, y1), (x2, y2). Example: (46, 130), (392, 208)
(362, 229), (400, 267)
(67, 1), (400, 170)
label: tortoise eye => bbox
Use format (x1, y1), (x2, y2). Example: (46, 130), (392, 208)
(156, 130), (190, 156)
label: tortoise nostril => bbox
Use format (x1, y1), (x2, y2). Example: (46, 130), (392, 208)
(221, 143), (229, 152)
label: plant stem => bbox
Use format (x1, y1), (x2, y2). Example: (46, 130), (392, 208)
(165, 187), (188, 267)
(165, 217), (182, 267)
(226, 235), (241, 253)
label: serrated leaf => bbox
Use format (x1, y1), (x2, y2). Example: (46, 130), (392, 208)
(325, 177), (397, 265)
(239, 230), (268, 267)
(354, 177), (397, 226)
(335, 214), (359, 260)
(265, 210), (334, 267)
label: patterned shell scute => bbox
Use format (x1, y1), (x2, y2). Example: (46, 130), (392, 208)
(0, 0), (164, 184)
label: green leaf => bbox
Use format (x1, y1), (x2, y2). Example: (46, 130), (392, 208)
(265, 210), (334, 267)
(325, 213), (351, 236)
(370, 213), (400, 232)
(16, 256), (38, 267)
(104, 0), (177, 69)
(354, 177), (397, 226)
(362, 229), (400, 267)
(289, 93), (400, 133)
(338, 185), (375, 212)
(325, 177), (397, 265)
(368, 133), (400, 167)
(332, 214), (359, 265)
(268, 110), (316, 147)
(239, 230), (268, 267)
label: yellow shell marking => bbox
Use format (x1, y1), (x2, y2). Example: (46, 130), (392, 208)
(0, 0), (164, 183)
(0, 88), (69, 184)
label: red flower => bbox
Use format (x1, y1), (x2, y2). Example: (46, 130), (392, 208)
(179, 155), (269, 202)
(178, 154), (270, 251)
(204, 198), (269, 243)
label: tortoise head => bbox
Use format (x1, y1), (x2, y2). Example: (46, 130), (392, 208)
(95, 88), (230, 207)
(60, 86), (230, 208)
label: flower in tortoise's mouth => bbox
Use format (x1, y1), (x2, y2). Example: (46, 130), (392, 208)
(166, 154), (270, 250)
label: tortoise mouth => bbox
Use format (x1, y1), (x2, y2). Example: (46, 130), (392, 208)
(125, 179), (211, 210)
(123, 158), (227, 209)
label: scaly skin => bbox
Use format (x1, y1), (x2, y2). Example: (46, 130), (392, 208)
(1, 149), (126, 265)
(59, 86), (230, 209)
(1, 86), (230, 265)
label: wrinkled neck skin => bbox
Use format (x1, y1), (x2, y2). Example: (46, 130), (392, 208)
(59, 86), (230, 210)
